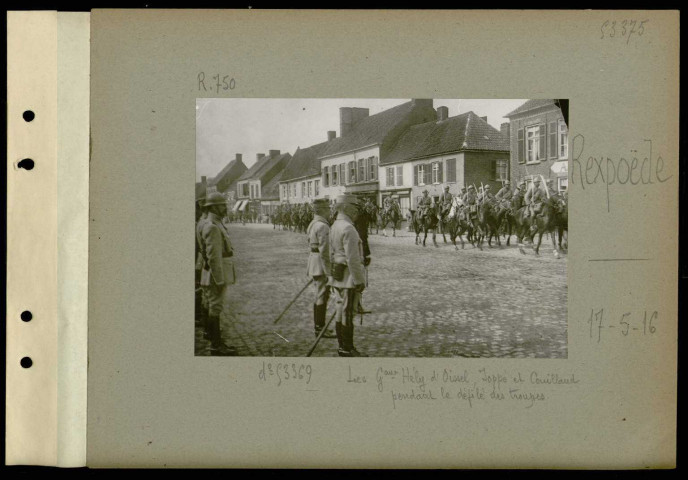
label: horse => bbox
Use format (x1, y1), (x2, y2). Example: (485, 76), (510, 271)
(412, 205), (439, 247)
(528, 196), (564, 258)
(364, 202), (379, 234)
(445, 199), (475, 250)
(475, 200), (508, 250)
(553, 195), (568, 253)
(379, 204), (401, 237)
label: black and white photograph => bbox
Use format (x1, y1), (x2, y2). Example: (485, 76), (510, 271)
(195, 98), (569, 358)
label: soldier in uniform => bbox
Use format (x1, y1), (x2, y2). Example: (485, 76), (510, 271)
(482, 184), (495, 203)
(495, 180), (512, 201)
(512, 181), (527, 210)
(354, 197), (372, 315)
(438, 185), (453, 219)
(524, 178), (547, 218)
(306, 199), (336, 338)
(545, 179), (558, 197)
(417, 189), (432, 220)
(199, 192), (237, 356)
(195, 197), (209, 334)
(329, 195), (368, 357)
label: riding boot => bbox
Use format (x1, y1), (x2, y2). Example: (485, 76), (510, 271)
(340, 323), (368, 357)
(314, 304), (336, 338)
(209, 314), (237, 356)
(335, 322), (345, 351)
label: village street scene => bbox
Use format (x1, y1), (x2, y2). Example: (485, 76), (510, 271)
(195, 99), (569, 358)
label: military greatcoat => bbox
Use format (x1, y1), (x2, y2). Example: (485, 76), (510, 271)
(329, 213), (366, 289)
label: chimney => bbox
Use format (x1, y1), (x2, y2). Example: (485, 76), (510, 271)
(235, 153), (242, 163)
(500, 122), (511, 140)
(480, 116), (488, 123)
(269, 149), (280, 157)
(412, 99), (433, 109)
(436, 106), (449, 121)
(201, 176), (207, 184)
(327, 130), (336, 141)
(256, 153), (265, 162)
(340, 107), (369, 137)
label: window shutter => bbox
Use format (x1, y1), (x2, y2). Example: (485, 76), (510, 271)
(323, 167), (328, 187)
(518, 128), (525, 164)
(425, 164), (432, 185)
(413, 165), (418, 186)
(438, 161), (444, 183)
(396, 165), (403, 185)
(548, 121), (557, 159)
(539, 125), (546, 161)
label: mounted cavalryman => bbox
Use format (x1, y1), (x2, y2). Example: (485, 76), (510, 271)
(495, 180), (512, 201)
(524, 177), (548, 218)
(438, 185), (453, 219)
(417, 189), (432, 221)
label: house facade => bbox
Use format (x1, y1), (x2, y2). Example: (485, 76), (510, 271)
(504, 99), (569, 192)
(278, 135), (332, 205)
(205, 153), (248, 204)
(235, 149), (291, 215)
(318, 100), (437, 205)
(379, 108), (510, 213)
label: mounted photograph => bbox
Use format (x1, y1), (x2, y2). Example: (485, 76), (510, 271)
(195, 98), (569, 358)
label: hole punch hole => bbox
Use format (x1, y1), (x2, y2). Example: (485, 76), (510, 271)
(21, 311), (32, 322)
(23, 110), (35, 122)
(17, 159), (34, 170)
(21, 357), (33, 368)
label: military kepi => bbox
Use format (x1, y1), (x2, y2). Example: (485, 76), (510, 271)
(335, 194), (358, 206)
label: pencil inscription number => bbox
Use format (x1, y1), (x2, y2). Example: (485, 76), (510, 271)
(198, 72), (236, 93)
(600, 19), (649, 44)
(588, 308), (657, 342)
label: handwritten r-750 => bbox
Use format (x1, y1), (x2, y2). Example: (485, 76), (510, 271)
(198, 72), (236, 93)
(258, 361), (312, 386)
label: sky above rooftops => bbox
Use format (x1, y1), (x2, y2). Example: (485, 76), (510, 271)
(196, 98), (527, 182)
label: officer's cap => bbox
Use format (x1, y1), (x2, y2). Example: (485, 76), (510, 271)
(468, 185), (475, 190)
(204, 192), (227, 207)
(335, 194), (358, 206)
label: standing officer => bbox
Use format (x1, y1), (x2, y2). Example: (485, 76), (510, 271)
(196, 197), (210, 338)
(200, 192), (237, 356)
(354, 197), (372, 315)
(306, 199), (336, 339)
(330, 195), (368, 357)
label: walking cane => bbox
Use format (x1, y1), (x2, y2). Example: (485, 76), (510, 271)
(273, 278), (314, 324)
(306, 309), (337, 357)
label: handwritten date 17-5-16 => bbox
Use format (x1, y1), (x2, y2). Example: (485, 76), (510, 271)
(600, 19), (649, 44)
(198, 72), (236, 93)
(588, 308), (657, 343)
(259, 362), (312, 386)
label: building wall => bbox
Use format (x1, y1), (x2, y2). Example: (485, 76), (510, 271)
(279, 174), (321, 204)
(319, 145), (380, 200)
(508, 106), (568, 190)
(463, 151), (510, 193)
(406, 153), (467, 209)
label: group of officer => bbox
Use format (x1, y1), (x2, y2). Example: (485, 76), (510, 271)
(415, 177), (561, 221)
(306, 195), (371, 357)
(196, 192), (237, 356)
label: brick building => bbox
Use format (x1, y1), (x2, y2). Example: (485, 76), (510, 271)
(379, 108), (510, 213)
(278, 135), (333, 204)
(504, 99), (569, 192)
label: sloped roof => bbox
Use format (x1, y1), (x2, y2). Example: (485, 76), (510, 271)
(208, 158), (247, 187)
(260, 168), (286, 200)
(504, 99), (557, 118)
(280, 141), (330, 182)
(195, 181), (207, 200)
(381, 111), (509, 165)
(319, 100), (436, 158)
(238, 152), (291, 182)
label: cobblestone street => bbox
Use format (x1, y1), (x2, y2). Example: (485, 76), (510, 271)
(196, 222), (567, 358)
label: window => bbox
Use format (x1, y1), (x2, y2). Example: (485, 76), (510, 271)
(291, 183), (296, 197)
(387, 167), (395, 186)
(242, 183), (249, 197)
(526, 124), (546, 163)
(424, 164), (432, 186)
(332, 164), (338, 185)
(396, 165), (403, 186)
(559, 120), (568, 159)
(558, 177), (568, 192)
(314, 180), (319, 196)
(340, 164), (346, 185)
(432, 162), (439, 184)
(349, 161), (357, 183)
(307, 181), (313, 197)
(323, 166), (329, 187)
(517, 128), (525, 164)
(358, 158), (367, 182)
(495, 159), (508, 181)
(368, 157), (378, 181)
(548, 121), (557, 159)
(417, 164), (425, 186)
(446, 158), (456, 183)
(301, 182), (306, 197)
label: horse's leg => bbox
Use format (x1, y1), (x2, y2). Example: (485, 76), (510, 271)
(534, 231), (543, 255)
(432, 229), (438, 247)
